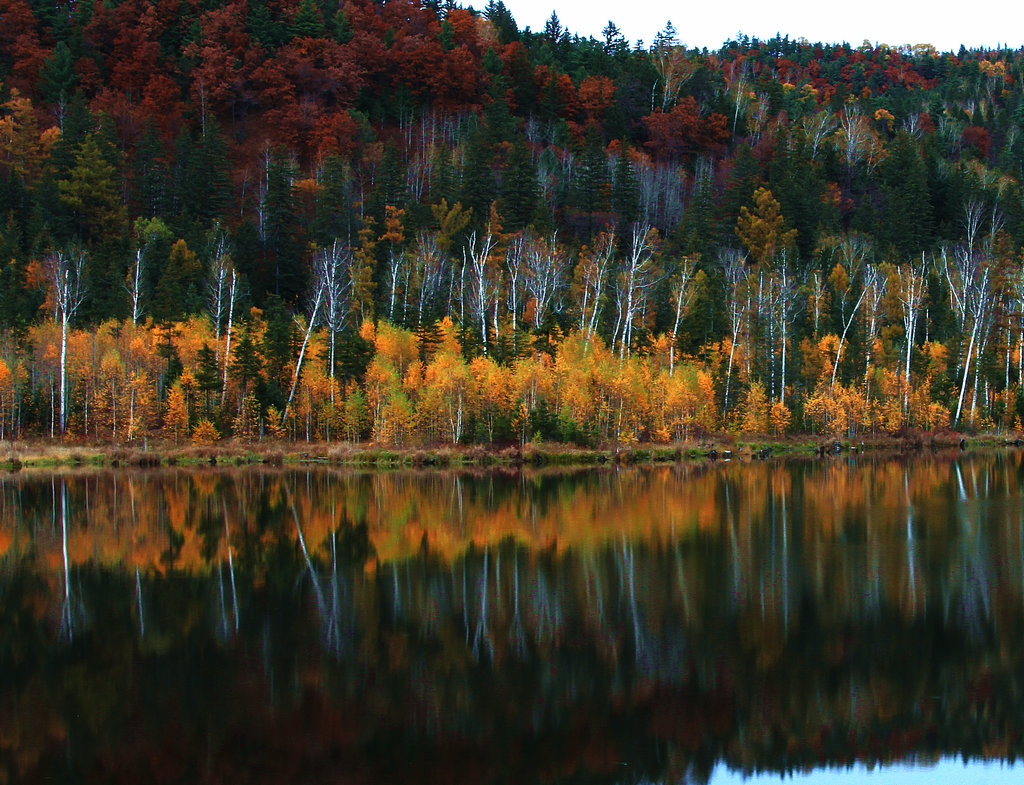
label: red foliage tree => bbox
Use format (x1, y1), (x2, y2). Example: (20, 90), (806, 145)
(642, 97), (729, 161)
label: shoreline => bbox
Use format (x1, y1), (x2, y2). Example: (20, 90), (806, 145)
(0, 431), (1016, 471)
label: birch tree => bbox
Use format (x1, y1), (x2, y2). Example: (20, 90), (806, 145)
(820, 234), (872, 387)
(504, 234), (526, 355)
(524, 232), (568, 332)
(207, 228), (236, 370)
(650, 22), (697, 111)
(800, 109), (837, 160)
(667, 255), (698, 376)
(463, 227), (498, 356)
(861, 263), (887, 401)
(614, 224), (659, 358)
(48, 246), (87, 433)
(207, 232), (243, 399)
(575, 231), (615, 349)
(126, 217), (170, 325)
(314, 240), (353, 407)
(769, 253), (800, 403)
(1010, 265), (1024, 387)
(385, 249), (407, 322)
(942, 244), (992, 424)
(412, 232), (445, 324)
(282, 272), (326, 424)
(895, 258), (926, 413)
(720, 248), (748, 416)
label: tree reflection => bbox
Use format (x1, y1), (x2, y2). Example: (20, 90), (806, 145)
(3, 454), (1024, 782)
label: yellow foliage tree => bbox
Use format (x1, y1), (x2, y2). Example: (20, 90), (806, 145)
(739, 380), (770, 433)
(192, 419), (220, 444)
(736, 187), (797, 265)
(164, 382), (189, 442)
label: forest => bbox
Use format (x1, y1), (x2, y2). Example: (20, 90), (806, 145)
(1, 0), (1024, 445)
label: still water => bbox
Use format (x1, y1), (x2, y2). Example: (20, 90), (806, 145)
(2, 452), (1023, 783)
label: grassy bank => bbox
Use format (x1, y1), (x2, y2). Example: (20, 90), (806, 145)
(0, 430), (1017, 472)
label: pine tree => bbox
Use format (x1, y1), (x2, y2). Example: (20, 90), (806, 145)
(152, 240), (203, 323)
(229, 326), (263, 398)
(502, 138), (539, 233)
(880, 133), (934, 259)
(483, 1), (519, 44)
(58, 134), (126, 245)
(39, 41), (76, 106)
(460, 127), (496, 229)
(261, 295), (294, 403)
(133, 123), (171, 219)
(288, 0), (325, 39)
(262, 151), (305, 303)
(611, 144), (640, 227)
(195, 343), (221, 412)
(569, 125), (611, 237)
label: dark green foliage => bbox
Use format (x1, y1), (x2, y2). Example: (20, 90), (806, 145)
(260, 152), (305, 304)
(195, 343), (221, 411)
(879, 133), (934, 259)
(288, 0), (325, 39)
(172, 118), (232, 239)
(500, 138), (539, 233)
(459, 127), (496, 228)
(484, 0), (519, 44)
(261, 295), (294, 399)
(334, 328), (373, 383)
(152, 240), (204, 323)
(39, 41), (76, 105)
(567, 125), (611, 238)
(611, 144), (640, 227)
(228, 325), (263, 396)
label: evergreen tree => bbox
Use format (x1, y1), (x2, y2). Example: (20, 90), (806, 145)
(261, 295), (294, 403)
(153, 240), (204, 323)
(248, 0), (285, 49)
(195, 343), (220, 412)
(768, 126), (829, 261)
(133, 123), (171, 219)
(173, 117), (232, 237)
(880, 133), (934, 259)
(611, 144), (640, 228)
(39, 41), (77, 107)
(717, 143), (762, 246)
(459, 127), (496, 228)
(261, 151), (305, 303)
(501, 138), (539, 233)
(288, 0), (325, 39)
(484, 0), (519, 44)
(229, 325), (263, 398)
(57, 133), (126, 246)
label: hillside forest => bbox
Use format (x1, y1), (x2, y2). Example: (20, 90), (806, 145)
(1, 0), (1024, 445)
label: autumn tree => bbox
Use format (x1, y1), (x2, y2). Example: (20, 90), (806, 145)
(736, 188), (797, 267)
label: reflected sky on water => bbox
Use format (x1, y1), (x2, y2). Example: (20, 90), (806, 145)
(712, 758), (1022, 783)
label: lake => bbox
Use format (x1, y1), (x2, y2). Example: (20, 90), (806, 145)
(1, 452), (1023, 783)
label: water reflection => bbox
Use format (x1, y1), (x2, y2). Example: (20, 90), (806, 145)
(2, 453), (1024, 783)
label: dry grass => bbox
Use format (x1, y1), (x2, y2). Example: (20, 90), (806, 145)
(0, 430), (1012, 472)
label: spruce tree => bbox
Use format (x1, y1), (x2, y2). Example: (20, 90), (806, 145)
(611, 144), (640, 228)
(502, 138), (539, 232)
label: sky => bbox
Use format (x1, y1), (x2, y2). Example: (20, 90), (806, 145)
(493, 0), (1020, 53)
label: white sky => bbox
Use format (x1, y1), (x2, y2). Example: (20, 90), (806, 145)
(493, 0), (1021, 53)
